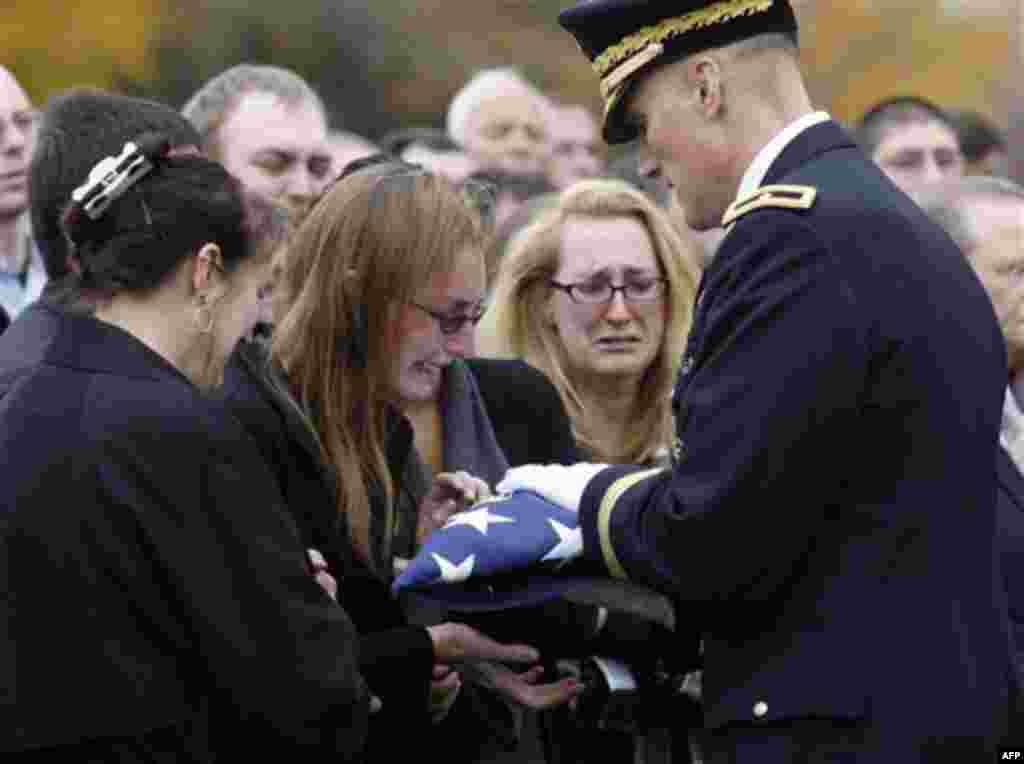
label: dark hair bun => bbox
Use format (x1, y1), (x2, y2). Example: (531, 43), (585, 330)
(59, 135), (250, 295)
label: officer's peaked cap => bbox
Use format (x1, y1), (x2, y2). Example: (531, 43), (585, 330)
(559, 0), (798, 144)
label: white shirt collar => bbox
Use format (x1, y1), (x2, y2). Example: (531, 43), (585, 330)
(1002, 386), (1024, 472)
(1002, 387), (1024, 447)
(735, 111), (831, 201)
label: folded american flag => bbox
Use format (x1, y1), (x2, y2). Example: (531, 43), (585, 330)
(391, 490), (586, 611)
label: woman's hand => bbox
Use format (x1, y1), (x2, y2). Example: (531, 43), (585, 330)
(307, 548), (337, 601)
(426, 622), (538, 666)
(472, 663), (583, 710)
(417, 471), (492, 546)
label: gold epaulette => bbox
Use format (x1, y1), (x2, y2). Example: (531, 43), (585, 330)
(721, 184), (817, 227)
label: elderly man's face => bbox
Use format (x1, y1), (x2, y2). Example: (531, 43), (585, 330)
(462, 90), (549, 177)
(216, 91), (332, 212)
(0, 67), (35, 221)
(546, 106), (605, 189)
(967, 197), (1024, 372)
(873, 120), (964, 196)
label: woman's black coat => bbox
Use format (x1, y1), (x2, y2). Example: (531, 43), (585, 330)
(218, 342), (583, 762)
(0, 306), (369, 760)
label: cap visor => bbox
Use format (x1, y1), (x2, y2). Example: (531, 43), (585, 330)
(602, 82), (640, 145)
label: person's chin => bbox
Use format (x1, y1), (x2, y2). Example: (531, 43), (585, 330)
(502, 158), (543, 177)
(587, 351), (653, 378)
(399, 377), (442, 404)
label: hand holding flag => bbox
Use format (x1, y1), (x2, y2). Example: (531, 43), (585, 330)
(417, 470), (492, 546)
(496, 462), (609, 513)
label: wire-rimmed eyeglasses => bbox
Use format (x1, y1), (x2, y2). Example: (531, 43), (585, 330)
(409, 301), (486, 335)
(548, 277), (667, 305)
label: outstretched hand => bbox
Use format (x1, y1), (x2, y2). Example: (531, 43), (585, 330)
(472, 662), (583, 710)
(417, 470), (492, 545)
(426, 622), (538, 666)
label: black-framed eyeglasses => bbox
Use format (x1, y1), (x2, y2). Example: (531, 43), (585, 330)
(548, 277), (667, 305)
(409, 301), (486, 335)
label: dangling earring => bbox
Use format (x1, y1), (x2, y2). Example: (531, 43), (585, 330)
(194, 296), (214, 334)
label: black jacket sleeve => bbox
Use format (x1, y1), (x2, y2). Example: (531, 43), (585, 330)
(95, 410), (371, 757)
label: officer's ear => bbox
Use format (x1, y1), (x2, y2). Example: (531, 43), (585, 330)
(687, 55), (724, 120)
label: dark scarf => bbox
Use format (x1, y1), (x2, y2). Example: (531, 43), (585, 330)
(441, 357), (510, 487)
(391, 357), (510, 568)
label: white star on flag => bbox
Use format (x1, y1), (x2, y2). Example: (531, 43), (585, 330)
(433, 553), (475, 583)
(540, 518), (582, 562)
(443, 505), (516, 535)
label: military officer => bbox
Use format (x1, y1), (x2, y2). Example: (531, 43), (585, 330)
(499, 0), (1021, 759)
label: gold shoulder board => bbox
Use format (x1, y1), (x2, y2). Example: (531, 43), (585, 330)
(721, 184), (817, 227)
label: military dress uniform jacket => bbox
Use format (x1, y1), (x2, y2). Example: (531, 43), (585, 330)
(0, 305), (370, 760)
(576, 120), (1019, 756)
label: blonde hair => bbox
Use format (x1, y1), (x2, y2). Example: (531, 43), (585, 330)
(272, 167), (487, 572)
(482, 178), (701, 464)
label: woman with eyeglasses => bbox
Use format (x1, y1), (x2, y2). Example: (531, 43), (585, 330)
(220, 160), (583, 764)
(481, 178), (701, 465)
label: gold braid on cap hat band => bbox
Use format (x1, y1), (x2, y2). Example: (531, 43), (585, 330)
(595, 0), (775, 100)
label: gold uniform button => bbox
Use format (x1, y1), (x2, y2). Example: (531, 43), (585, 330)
(753, 701), (768, 718)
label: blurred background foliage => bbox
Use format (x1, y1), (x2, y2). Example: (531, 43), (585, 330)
(3, 0), (1019, 143)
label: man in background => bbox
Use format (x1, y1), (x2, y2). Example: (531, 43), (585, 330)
(949, 108), (1009, 177)
(183, 64), (332, 329)
(182, 64), (333, 218)
(0, 66), (44, 319)
(855, 95), (964, 195)
(917, 175), (1024, 690)
(544, 103), (605, 189)
(447, 68), (550, 179)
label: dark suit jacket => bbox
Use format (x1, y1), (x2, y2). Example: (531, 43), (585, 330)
(998, 445), (1024, 676)
(0, 306), (370, 760)
(578, 120), (1019, 757)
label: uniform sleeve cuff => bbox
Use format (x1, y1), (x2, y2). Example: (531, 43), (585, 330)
(579, 465), (663, 580)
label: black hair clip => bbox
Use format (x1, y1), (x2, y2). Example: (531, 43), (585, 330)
(70, 140), (157, 221)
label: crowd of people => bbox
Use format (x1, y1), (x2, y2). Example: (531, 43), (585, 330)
(1, 0), (1022, 760)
